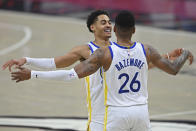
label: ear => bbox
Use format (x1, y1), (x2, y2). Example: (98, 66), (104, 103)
(114, 25), (116, 32)
(90, 25), (95, 32)
(132, 27), (135, 34)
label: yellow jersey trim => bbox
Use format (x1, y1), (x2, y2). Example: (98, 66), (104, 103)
(103, 73), (108, 131)
(103, 72), (108, 106)
(103, 105), (108, 131)
(85, 76), (92, 131)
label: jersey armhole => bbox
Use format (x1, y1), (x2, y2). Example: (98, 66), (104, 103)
(141, 44), (146, 57)
(108, 46), (113, 60)
(88, 44), (94, 53)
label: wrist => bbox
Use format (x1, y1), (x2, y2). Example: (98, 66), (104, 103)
(166, 53), (170, 59)
(183, 50), (190, 59)
(25, 57), (31, 65)
(31, 70), (37, 79)
(23, 57), (27, 64)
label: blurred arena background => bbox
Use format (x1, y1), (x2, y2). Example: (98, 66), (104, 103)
(1, 0), (196, 32)
(0, 0), (196, 131)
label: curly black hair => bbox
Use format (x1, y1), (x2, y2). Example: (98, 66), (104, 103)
(115, 10), (135, 29)
(87, 10), (110, 33)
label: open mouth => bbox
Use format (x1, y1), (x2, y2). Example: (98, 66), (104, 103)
(104, 29), (111, 33)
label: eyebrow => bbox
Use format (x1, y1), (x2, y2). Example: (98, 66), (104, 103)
(100, 19), (111, 22)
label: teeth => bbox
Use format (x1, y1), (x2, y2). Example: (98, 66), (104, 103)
(105, 29), (111, 32)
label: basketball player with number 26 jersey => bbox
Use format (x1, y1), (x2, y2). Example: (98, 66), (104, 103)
(102, 41), (150, 131)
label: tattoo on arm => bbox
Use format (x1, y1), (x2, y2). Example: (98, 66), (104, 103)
(74, 48), (105, 78)
(171, 50), (189, 73)
(148, 45), (189, 75)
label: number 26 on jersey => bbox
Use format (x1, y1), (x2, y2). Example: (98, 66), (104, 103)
(118, 72), (141, 94)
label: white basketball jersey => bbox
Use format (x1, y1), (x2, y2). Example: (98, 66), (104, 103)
(103, 42), (148, 107)
(85, 41), (112, 125)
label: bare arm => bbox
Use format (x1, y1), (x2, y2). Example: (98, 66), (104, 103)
(74, 48), (107, 78)
(55, 45), (89, 68)
(10, 47), (108, 83)
(2, 45), (89, 71)
(145, 44), (193, 75)
(148, 48), (184, 69)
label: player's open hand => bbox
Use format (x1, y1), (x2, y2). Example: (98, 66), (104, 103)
(2, 58), (26, 72)
(11, 66), (31, 83)
(168, 48), (183, 60)
(168, 48), (194, 65)
(187, 50), (194, 65)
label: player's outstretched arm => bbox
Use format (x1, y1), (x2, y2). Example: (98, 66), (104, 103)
(11, 67), (31, 83)
(2, 58), (26, 72)
(55, 45), (90, 68)
(74, 47), (107, 78)
(145, 44), (193, 75)
(11, 66), (79, 83)
(11, 47), (107, 83)
(2, 45), (89, 71)
(148, 48), (183, 69)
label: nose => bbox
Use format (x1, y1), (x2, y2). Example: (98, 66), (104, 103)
(106, 22), (112, 28)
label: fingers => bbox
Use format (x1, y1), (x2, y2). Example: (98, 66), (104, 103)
(183, 50), (194, 65)
(2, 60), (16, 72)
(16, 79), (21, 83)
(9, 64), (12, 72)
(11, 72), (19, 79)
(7, 61), (14, 72)
(168, 48), (194, 64)
(11, 76), (18, 80)
(188, 52), (194, 65)
(11, 73), (19, 82)
(2, 59), (24, 72)
(2, 61), (11, 71)
(2, 63), (8, 70)
(169, 56), (176, 61)
(179, 48), (183, 54)
(177, 48), (183, 56)
(168, 48), (182, 58)
(10, 68), (30, 83)
(15, 66), (24, 70)
(176, 48), (183, 56)
(11, 72), (22, 83)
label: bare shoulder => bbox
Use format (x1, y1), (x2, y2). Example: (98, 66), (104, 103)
(91, 47), (107, 59)
(142, 44), (162, 63)
(94, 47), (112, 71)
(70, 44), (90, 60)
(142, 44), (152, 55)
(141, 44), (151, 63)
(88, 47), (110, 63)
(71, 44), (90, 53)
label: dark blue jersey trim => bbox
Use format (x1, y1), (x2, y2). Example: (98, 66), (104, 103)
(88, 44), (94, 53)
(141, 43), (146, 57)
(108, 46), (113, 60)
(113, 42), (136, 49)
(90, 41), (100, 48)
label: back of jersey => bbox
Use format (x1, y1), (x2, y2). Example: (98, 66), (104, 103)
(104, 42), (148, 107)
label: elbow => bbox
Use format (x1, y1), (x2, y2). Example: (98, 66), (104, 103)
(166, 65), (180, 75)
(169, 69), (179, 75)
(171, 71), (178, 75)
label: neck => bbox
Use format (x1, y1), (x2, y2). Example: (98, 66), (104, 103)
(117, 38), (134, 47)
(93, 37), (110, 47)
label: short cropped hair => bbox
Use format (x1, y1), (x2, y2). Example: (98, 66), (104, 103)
(115, 10), (135, 30)
(87, 10), (110, 33)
